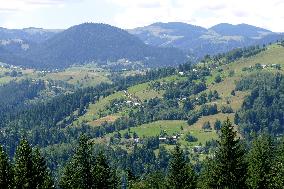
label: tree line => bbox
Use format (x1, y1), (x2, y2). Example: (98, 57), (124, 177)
(1, 119), (283, 188)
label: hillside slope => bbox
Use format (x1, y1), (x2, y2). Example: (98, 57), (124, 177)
(71, 43), (284, 148)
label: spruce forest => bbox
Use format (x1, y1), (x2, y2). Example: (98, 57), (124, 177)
(0, 1), (284, 188)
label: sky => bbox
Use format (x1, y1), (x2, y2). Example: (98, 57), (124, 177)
(0, 0), (283, 32)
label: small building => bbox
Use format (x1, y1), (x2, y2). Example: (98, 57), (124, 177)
(159, 137), (167, 142)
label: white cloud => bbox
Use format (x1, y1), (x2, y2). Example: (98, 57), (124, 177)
(0, 0), (283, 32)
(109, 0), (284, 32)
(0, 0), (78, 12)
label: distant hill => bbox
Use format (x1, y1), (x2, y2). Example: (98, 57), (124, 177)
(0, 23), (187, 69)
(209, 23), (271, 37)
(0, 27), (62, 43)
(0, 27), (62, 56)
(129, 22), (284, 58)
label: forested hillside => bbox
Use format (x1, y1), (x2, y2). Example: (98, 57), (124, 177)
(0, 42), (284, 188)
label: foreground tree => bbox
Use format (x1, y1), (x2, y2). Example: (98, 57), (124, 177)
(0, 145), (13, 189)
(14, 139), (53, 189)
(167, 145), (197, 189)
(60, 134), (118, 189)
(269, 137), (284, 188)
(200, 118), (247, 188)
(14, 139), (35, 189)
(32, 149), (54, 188)
(93, 152), (118, 189)
(60, 135), (94, 189)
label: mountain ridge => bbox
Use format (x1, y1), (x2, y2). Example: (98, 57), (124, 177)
(129, 22), (284, 58)
(0, 23), (187, 69)
(0, 22), (283, 69)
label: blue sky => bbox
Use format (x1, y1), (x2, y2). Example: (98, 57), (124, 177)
(0, 0), (283, 32)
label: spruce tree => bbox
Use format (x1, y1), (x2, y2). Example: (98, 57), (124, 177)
(60, 134), (94, 189)
(32, 148), (54, 189)
(14, 139), (53, 189)
(0, 145), (13, 189)
(201, 118), (247, 188)
(166, 145), (196, 189)
(60, 135), (118, 189)
(269, 137), (284, 188)
(246, 134), (275, 189)
(93, 152), (118, 189)
(14, 139), (35, 189)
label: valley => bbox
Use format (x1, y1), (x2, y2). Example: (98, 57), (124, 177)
(0, 20), (284, 188)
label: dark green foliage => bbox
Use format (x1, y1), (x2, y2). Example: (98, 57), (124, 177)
(202, 121), (211, 130)
(187, 112), (200, 125)
(60, 135), (118, 189)
(60, 135), (94, 189)
(14, 139), (53, 189)
(207, 90), (219, 102)
(129, 171), (167, 189)
(93, 152), (118, 189)
(200, 119), (247, 188)
(0, 82), (113, 156)
(185, 133), (198, 142)
(32, 149), (54, 189)
(214, 74), (222, 83)
(183, 99), (194, 112)
(187, 104), (218, 125)
(246, 134), (276, 189)
(200, 104), (218, 116)
(0, 145), (13, 189)
(270, 138), (284, 188)
(0, 79), (45, 124)
(214, 119), (222, 131)
(235, 72), (284, 136)
(167, 145), (197, 189)
(14, 139), (35, 189)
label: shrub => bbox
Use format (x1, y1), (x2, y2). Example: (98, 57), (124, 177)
(202, 121), (212, 130)
(185, 133), (198, 142)
(214, 74), (222, 83)
(220, 105), (234, 113)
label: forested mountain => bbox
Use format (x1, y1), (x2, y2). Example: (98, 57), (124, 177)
(0, 23), (187, 69)
(129, 22), (284, 58)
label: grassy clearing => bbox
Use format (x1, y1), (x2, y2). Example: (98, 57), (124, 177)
(127, 75), (186, 101)
(73, 91), (126, 126)
(225, 44), (284, 74)
(106, 120), (219, 146)
(128, 82), (164, 101)
(42, 66), (110, 87)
